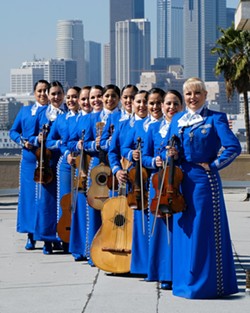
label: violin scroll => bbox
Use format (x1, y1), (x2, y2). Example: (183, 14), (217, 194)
(34, 124), (53, 184)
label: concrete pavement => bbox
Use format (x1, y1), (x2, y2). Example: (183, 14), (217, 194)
(0, 188), (250, 313)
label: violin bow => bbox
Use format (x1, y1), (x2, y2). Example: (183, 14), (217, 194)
(151, 154), (168, 236)
(38, 124), (47, 199)
(73, 130), (85, 212)
(151, 148), (170, 245)
(109, 124), (116, 197)
(138, 138), (146, 235)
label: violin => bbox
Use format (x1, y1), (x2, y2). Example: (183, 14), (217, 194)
(57, 152), (77, 243)
(34, 124), (53, 185)
(127, 137), (148, 210)
(87, 122), (111, 210)
(150, 135), (186, 218)
(74, 130), (90, 194)
(90, 158), (133, 273)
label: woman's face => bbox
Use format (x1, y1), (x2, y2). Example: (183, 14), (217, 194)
(147, 93), (163, 120)
(184, 87), (207, 112)
(48, 86), (64, 109)
(66, 88), (79, 112)
(133, 93), (148, 119)
(34, 82), (48, 106)
(89, 88), (103, 112)
(79, 89), (92, 113)
(162, 93), (182, 122)
(102, 88), (120, 111)
(120, 87), (135, 114)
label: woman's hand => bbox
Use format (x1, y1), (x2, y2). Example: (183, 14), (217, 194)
(77, 139), (83, 150)
(132, 149), (140, 161)
(198, 162), (210, 171)
(166, 146), (178, 160)
(24, 141), (33, 150)
(155, 156), (163, 167)
(67, 153), (76, 166)
(38, 132), (45, 144)
(116, 170), (128, 185)
(95, 135), (101, 149)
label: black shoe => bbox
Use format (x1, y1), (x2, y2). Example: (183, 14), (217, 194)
(43, 242), (52, 255)
(160, 281), (172, 290)
(73, 254), (85, 261)
(25, 233), (36, 250)
(62, 242), (69, 254)
(52, 241), (63, 251)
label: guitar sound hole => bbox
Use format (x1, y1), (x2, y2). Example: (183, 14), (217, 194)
(114, 214), (125, 227)
(96, 173), (108, 185)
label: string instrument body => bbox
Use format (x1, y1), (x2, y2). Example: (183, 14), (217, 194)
(127, 137), (148, 210)
(90, 169), (133, 273)
(57, 153), (77, 243)
(57, 193), (72, 243)
(74, 130), (91, 194)
(34, 124), (53, 184)
(150, 135), (186, 217)
(87, 122), (112, 210)
(87, 163), (111, 210)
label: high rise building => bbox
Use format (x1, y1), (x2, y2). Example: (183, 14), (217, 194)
(157, 0), (184, 64)
(227, 7), (236, 28)
(85, 41), (101, 86)
(0, 97), (23, 130)
(183, 0), (227, 81)
(116, 19), (151, 88)
(10, 68), (44, 94)
(103, 43), (111, 85)
(110, 0), (144, 84)
(10, 59), (77, 93)
(56, 20), (85, 86)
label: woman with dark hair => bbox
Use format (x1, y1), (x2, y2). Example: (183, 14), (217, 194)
(142, 89), (183, 289)
(10, 79), (49, 250)
(100, 84), (138, 152)
(46, 86), (81, 252)
(32, 81), (66, 254)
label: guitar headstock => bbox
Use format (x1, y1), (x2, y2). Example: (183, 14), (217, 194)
(96, 122), (105, 137)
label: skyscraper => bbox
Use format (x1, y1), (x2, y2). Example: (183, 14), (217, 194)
(56, 20), (85, 86)
(157, 0), (184, 64)
(85, 41), (101, 85)
(116, 19), (151, 88)
(183, 0), (227, 81)
(110, 0), (144, 84)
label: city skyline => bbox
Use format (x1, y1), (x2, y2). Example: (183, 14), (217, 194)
(0, 0), (239, 95)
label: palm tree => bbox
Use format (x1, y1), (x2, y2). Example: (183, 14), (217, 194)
(211, 24), (250, 153)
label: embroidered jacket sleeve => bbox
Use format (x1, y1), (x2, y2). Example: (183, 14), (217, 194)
(120, 125), (136, 162)
(100, 114), (112, 152)
(209, 112), (241, 171)
(46, 117), (61, 151)
(142, 124), (157, 169)
(108, 127), (122, 175)
(9, 107), (24, 146)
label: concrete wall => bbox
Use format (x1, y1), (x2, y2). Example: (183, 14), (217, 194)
(0, 154), (250, 190)
(0, 157), (20, 189)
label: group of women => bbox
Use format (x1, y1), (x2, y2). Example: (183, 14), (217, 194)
(10, 77), (241, 299)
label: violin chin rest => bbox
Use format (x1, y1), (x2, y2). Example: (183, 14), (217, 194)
(159, 204), (172, 215)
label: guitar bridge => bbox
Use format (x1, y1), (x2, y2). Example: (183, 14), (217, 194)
(102, 247), (131, 253)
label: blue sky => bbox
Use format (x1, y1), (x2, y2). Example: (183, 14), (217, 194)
(0, 0), (239, 95)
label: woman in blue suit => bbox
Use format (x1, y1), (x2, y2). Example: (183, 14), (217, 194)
(32, 81), (66, 254)
(142, 90), (183, 289)
(46, 86), (80, 252)
(162, 77), (240, 299)
(65, 86), (92, 261)
(9, 80), (49, 250)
